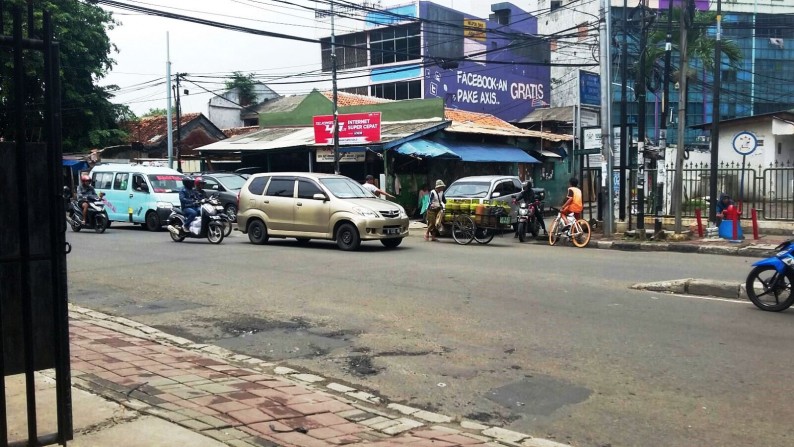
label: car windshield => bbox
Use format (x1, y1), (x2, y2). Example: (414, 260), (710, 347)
(445, 181), (490, 198)
(147, 174), (182, 193)
(320, 177), (374, 199)
(215, 174), (247, 191)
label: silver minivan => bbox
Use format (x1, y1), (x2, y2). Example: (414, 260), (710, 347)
(237, 172), (409, 251)
(444, 175), (523, 223)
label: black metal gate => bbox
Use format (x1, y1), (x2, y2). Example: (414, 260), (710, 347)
(0, 4), (73, 446)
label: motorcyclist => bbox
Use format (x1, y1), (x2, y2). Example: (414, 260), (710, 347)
(179, 176), (202, 232)
(194, 176), (207, 198)
(77, 174), (97, 224)
(513, 179), (547, 236)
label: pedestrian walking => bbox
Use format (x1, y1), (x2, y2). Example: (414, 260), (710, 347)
(424, 179), (446, 241)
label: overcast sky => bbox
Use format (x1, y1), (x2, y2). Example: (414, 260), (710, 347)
(99, 0), (497, 117)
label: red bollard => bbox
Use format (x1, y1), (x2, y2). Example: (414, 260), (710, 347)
(732, 215), (739, 241)
(695, 208), (704, 238)
(751, 208), (759, 240)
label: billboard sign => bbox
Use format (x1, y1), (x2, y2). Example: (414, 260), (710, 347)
(579, 70), (601, 107)
(313, 112), (382, 145)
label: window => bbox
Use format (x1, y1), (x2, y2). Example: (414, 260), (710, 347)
(93, 172), (113, 189)
(298, 179), (324, 199)
(113, 173), (129, 190)
(132, 174), (147, 192)
(203, 177), (221, 191)
(722, 70), (737, 82)
(493, 180), (520, 197)
(247, 176), (269, 195)
(321, 32), (368, 72)
(265, 177), (295, 197)
(370, 23), (421, 65)
(372, 80), (422, 100)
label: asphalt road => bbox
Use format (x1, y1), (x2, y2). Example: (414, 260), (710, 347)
(66, 224), (794, 447)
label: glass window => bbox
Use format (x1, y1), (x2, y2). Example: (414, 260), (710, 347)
(113, 173), (129, 190)
(265, 177), (295, 197)
(247, 176), (269, 195)
(132, 174), (147, 192)
(319, 178), (370, 198)
(216, 174), (247, 191)
(147, 175), (183, 193)
(297, 179), (324, 199)
(93, 172), (113, 189)
(445, 181), (490, 198)
(203, 177), (220, 191)
(370, 24), (420, 65)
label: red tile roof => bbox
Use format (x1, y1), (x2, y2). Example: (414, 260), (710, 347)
(123, 112), (202, 145)
(320, 91), (393, 107)
(444, 109), (518, 130)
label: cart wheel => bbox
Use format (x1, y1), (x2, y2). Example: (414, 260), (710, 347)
(452, 214), (475, 245)
(474, 227), (495, 244)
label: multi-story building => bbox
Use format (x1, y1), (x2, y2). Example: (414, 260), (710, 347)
(318, 1), (551, 123)
(531, 0), (794, 146)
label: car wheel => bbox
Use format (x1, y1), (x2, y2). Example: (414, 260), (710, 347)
(336, 222), (361, 251)
(145, 211), (161, 232)
(381, 238), (402, 248)
(247, 219), (269, 245)
(225, 204), (238, 222)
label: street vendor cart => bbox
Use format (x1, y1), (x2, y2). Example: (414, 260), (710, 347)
(445, 199), (514, 245)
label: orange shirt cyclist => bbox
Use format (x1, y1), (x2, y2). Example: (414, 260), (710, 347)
(561, 177), (583, 223)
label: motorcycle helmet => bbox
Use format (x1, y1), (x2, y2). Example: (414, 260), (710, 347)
(81, 174), (91, 185)
(194, 176), (206, 189)
(181, 176), (194, 189)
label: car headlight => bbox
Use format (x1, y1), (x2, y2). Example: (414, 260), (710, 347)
(398, 205), (408, 218)
(157, 201), (173, 209)
(352, 206), (379, 217)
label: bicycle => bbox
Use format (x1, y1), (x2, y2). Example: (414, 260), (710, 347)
(548, 207), (591, 248)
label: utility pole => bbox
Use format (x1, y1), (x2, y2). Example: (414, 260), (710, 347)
(600, 0), (615, 237)
(636, 1), (648, 238)
(619, 0), (628, 224)
(166, 32), (173, 170)
(655, 0), (673, 236)
(708, 0), (722, 224)
(674, 0), (693, 233)
(331, 0), (340, 175)
(174, 73), (183, 173)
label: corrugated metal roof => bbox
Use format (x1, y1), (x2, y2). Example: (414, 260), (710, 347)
(199, 119), (446, 153)
(445, 122), (572, 142)
(517, 106), (574, 124)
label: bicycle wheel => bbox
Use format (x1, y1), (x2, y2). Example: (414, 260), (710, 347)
(474, 227), (495, 244)
(548, 217), (561, 246)
(746, 266), (794, 312)
(571, 219), (591, 248)
(452, 214), (475, 245)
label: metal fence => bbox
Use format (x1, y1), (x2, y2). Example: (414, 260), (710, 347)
(660, 160), (794, 220)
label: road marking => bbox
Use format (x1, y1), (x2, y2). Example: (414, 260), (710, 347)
(655, 293), (747, 304)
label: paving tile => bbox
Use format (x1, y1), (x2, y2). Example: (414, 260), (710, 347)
(434, 434), (486, 445)
(169, 387), (211, 401)
(335, 409), (374, 422)
(177, 418), (214, 431)
(278, 386), (317, 396)
(290, 400), (355, 415)
(259, 405), (304, 419)
(202, 428), (252, 442)
(209, 400), (253, 414)
(231, 381), (267, 391)
(304, 427), (345, 440)
(196, 414), (236, 429)
(303, 413), (352, 427)
(247, 420), (294, 436)
(249, 388), (291, 402)
(227, 408), (275, 425)
(270, 431), (334, 447)
(196, 383), (240, 394)
(170, 374), (209, 384)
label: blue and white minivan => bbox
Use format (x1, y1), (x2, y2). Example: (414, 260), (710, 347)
(90, 163), (184, 231)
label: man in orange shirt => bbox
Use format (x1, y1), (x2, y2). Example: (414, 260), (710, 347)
(561, 177), (583, 225)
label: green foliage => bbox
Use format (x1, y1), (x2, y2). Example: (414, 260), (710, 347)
(225, 71), (257, 106)
(0, 0), (127, 152)
(141, 107), (175, 117)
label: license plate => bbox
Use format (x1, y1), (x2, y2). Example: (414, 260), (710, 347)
(384, 228), (400, 235)
(499, 217), (511, 224)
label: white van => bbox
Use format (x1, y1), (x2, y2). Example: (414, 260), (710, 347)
(89, 163), (185, 231)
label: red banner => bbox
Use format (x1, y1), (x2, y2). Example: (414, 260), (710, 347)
(313, 112), (382, 145)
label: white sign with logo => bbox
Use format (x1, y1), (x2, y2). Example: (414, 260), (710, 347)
(315, 148), (365, 163)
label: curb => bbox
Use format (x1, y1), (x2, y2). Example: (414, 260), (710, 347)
(597, 240), (778, 258)
(631, 278), (748, 300)
(67, 304), (570, 447)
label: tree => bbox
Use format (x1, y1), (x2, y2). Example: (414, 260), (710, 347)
(225, 71), (257, 106)
(141, 107), (175, 117)
(0, 0), (128, 152)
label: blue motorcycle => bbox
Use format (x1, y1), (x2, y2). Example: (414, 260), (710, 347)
(745, 240), (794, 311)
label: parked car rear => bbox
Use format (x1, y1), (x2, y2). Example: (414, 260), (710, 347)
(237, 172), (409, 251)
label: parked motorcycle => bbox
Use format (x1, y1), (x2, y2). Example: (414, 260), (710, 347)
(745, 240), (794, 311)
(64, 187), (108, 234)
(166, 197), (225, 244)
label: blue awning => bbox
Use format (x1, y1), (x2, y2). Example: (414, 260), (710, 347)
(394, 140), (461, 159)
(63, 159), (89, 171)
(448, 143), (540, 163)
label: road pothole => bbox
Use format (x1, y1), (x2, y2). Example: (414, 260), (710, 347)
(487, 375), (591, 417)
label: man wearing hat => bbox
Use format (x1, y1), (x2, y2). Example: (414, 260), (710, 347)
(424, 179), (446, 241)
(362, 175), (395, 199)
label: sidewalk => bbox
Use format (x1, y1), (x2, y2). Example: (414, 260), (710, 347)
(7, 305), (566, 447)
(408, 219), (792, 258)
